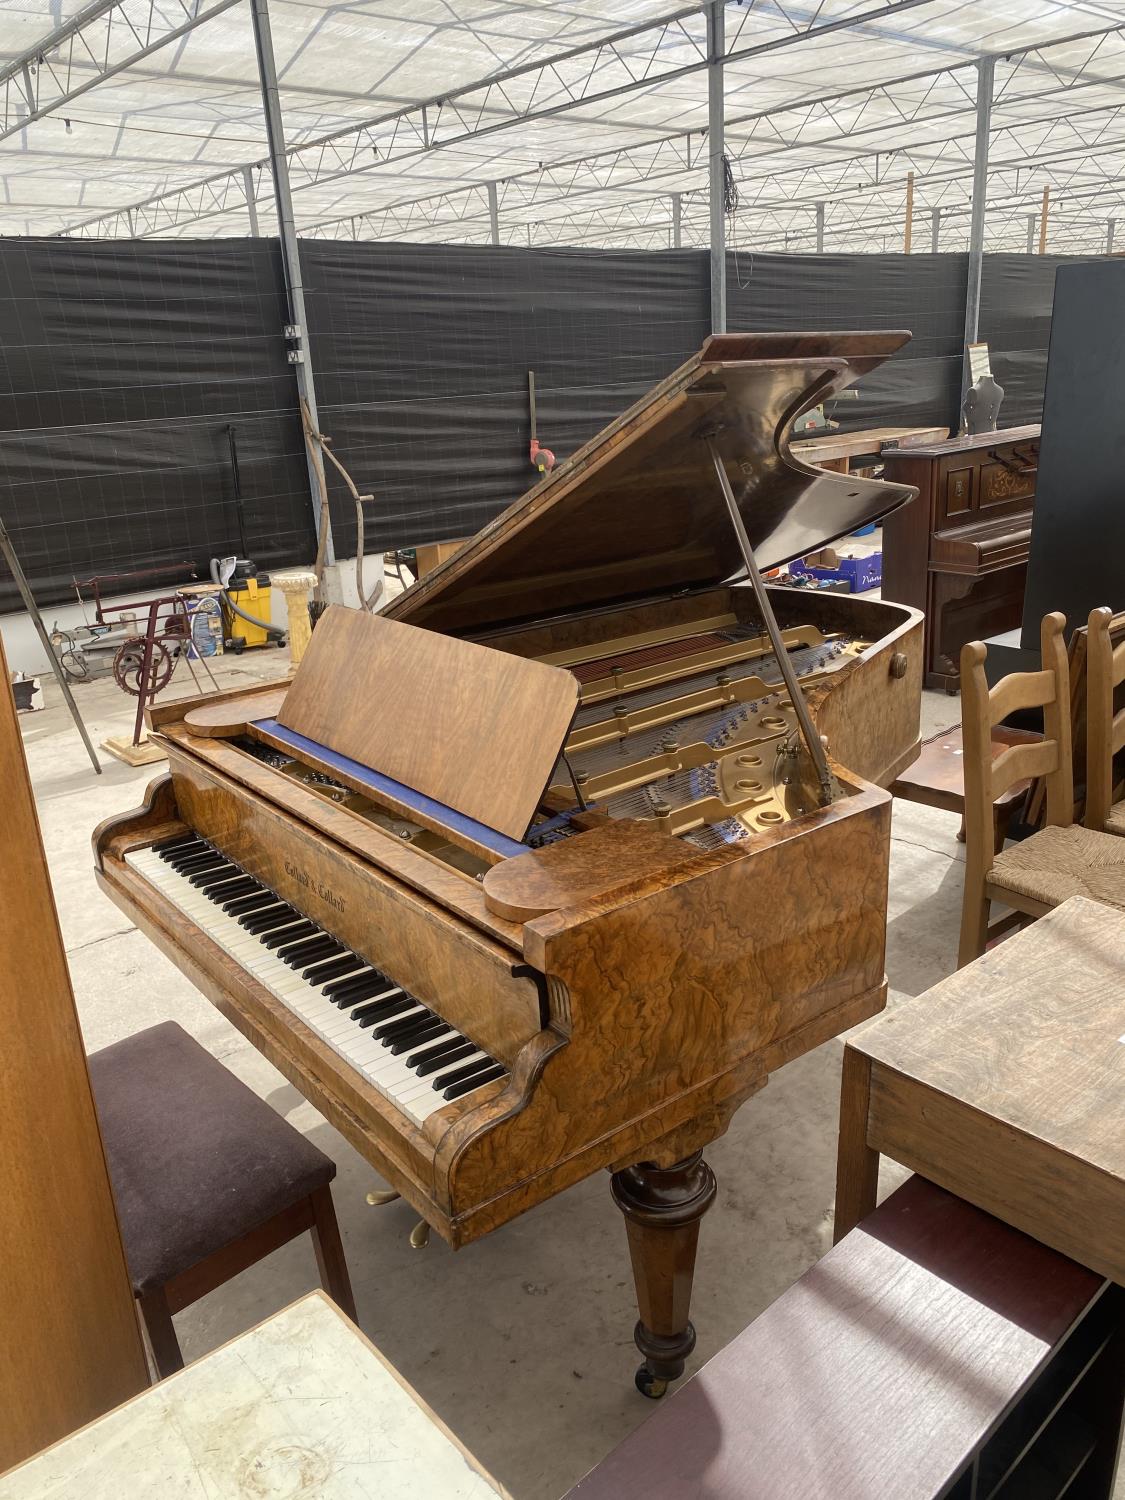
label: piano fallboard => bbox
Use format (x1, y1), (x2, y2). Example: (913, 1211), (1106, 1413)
(930, 510), (1033, 576)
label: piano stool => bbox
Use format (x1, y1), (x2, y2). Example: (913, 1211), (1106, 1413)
(564, 1176), (1125, 1500)
(87, 1020), (356, 1378)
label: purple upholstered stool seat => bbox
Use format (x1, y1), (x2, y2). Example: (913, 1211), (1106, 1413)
(88, 1020), (355, 1375)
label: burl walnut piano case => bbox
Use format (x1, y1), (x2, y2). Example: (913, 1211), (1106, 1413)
(95, 332), (923, 1398)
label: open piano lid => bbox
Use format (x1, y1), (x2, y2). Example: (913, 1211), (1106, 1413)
(387, 332), (917, 639)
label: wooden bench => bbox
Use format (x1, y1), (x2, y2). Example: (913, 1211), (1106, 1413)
(565, 1175), (1124, 1500)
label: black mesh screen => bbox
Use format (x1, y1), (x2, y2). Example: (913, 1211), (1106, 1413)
(0, 237), (1090, 611)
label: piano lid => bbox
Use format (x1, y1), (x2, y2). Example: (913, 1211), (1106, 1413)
(387, 331), (917, 638)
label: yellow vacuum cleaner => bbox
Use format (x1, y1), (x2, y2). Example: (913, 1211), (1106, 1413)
(212, 556), (285, 654)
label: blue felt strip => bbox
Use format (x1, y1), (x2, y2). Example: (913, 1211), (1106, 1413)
(253, 718), (527, 859)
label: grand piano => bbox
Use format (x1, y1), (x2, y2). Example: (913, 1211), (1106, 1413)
(94, 333), (923, 1398)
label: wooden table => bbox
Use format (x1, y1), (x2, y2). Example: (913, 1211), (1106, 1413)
(835, 896), (1125, 1284)
(0, 1293), (508, 1499)
(791, 424), (950, 474)
(890, 720), (1042, 848)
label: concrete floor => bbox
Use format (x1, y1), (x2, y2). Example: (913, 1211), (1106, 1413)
(24, 651), (969, 1498)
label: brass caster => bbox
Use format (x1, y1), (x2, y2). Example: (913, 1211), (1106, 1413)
(366, 1188), (401, 1207)
(635, 1366), (669, 1400)
(409, 1219), (431, 1250)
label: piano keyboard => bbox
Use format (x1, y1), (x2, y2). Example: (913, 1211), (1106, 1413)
(124, 834), (508, 1126)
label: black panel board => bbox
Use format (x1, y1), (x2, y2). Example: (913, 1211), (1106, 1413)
(0, 237), (314, 611)
(1020, 258), (1125, 647)
(0, 237), (1102, 615)
(725, 252), (968, 433)
(299, 241), (711, 557)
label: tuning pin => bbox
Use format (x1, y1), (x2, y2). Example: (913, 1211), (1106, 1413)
(366, 1188), (401, 1207)
(410, 1219), (431, 1250)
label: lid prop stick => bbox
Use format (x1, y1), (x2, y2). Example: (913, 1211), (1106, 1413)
(704, 435), (834, 807)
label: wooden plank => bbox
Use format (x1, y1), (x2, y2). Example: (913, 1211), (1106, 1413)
(0, 634), (148, 1471)
(278, 606), (577, 841)
(183, 685), (288, 737)
(0, 1293), (508, 1500)
(564, 1176), (1106, 1500)
(482, 820), (704, 921)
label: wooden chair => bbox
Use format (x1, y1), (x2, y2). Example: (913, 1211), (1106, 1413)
(958, 612), (1125, 966)
(89, 1020), (357, 1378)
(1085, 605), (1125, 836)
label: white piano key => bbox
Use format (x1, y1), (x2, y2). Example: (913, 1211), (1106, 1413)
(126, 841), (504, 1125)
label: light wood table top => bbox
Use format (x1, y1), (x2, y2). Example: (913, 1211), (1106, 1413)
(834, 896), (1125, 1281)
(791, 424), (949, 463)
(0, 1293), (508, 1499)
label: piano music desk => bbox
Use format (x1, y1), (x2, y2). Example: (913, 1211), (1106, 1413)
(0, 1292), (509, 1500)
(834, 896), (1125, 1284)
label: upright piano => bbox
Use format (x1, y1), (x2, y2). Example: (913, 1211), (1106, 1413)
(880, 426), (1040, 691)
(94, 333), (923, 1398)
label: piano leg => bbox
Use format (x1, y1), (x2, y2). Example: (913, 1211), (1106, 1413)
(611, 1151), (717, 1399)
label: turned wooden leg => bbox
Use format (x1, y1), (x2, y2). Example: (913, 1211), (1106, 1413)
(611, 1151), (717, 1400)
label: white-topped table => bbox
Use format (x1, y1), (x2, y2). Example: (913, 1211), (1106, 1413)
(0, 1292), (508, 1499)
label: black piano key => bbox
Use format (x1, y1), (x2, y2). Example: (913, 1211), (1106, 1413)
(204, 877), (258, 903)
(303, 953), (365, 985)
(413, 1039), (477, 1076)
(263, 921), (319, 951)
(169, 850), (224, 874)
(246, 906), (306, 930)
(153, 833), (201, 855)
(223, 890), (274, 915)
(278, 934), (340, 966)
(240, 904), (296, 932)
(372, 1008), (435, 1043)
(404, 1031), (462, 1067)
(443, 1062), (506, 1100)
(324, 967), (389, 1000)
(390, 1021), (450, 1056)
(348, 994), (405, 1024)
(330, 976), (395, 1009)
(433, 1054), (497, 1091)
(158, 837), (208, 861)
(355, 996), (414, 1028)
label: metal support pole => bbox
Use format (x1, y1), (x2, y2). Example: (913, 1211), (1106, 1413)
(903, 171), (914, 253)
(930, 206), (940, 252)
(242, 165), (261, 236)
(1108, 218), (1116, 255)
(487, 180), (500, 246)
(1026, 214), (1036, 253)
(671, 191), (682, 249)
(707, 0), (726, 335)
(249, 0), (335, 567)
(961, 56), (994, 411)
(1038, 186), (1050, 254)
(0, 519), (100, 774)
(815, 201), (825, 253)
(705, 438), (834, 806)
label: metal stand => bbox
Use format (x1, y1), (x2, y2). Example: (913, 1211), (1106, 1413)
(705, 437), (834, 805)
(0, 519), (101, 775)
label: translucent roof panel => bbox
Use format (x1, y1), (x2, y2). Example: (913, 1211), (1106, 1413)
(2, 0), (1124, 252)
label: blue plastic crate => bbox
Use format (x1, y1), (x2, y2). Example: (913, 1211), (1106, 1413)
(787, 550), (882, 593)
